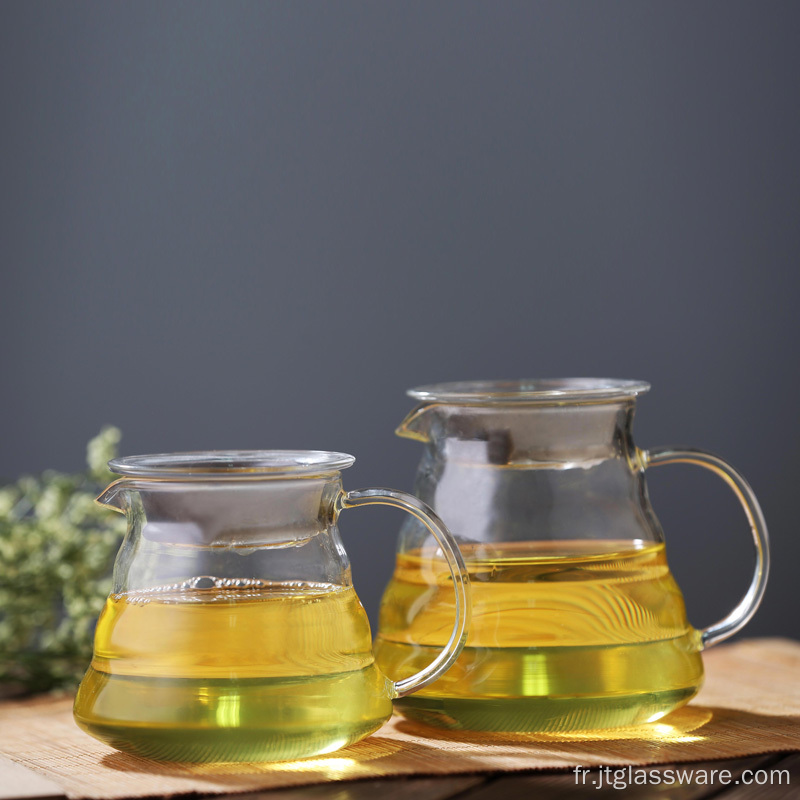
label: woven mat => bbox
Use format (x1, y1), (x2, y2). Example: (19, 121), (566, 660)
(0, 638), (797, 800)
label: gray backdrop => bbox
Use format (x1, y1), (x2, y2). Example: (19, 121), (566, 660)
(2, 2), (798, 638)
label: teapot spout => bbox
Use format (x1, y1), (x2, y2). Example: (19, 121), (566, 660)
(95, 480), (129, 514)
(395, 404), (440, 443)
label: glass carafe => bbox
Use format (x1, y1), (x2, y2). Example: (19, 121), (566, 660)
(375, 379), (769, 732)
(74, 451), (469, 762)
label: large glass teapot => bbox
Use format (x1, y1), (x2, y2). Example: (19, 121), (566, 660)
(74, 451), (469, 762)
(375, 379), (769, 732)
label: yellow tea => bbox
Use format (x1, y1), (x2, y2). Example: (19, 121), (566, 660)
(375, 540), (703, 731)
(74, 579), (393, 761)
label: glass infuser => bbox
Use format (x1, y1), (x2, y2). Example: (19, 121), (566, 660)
(74, 451), (469, 762)
(375, 379), (769, 732)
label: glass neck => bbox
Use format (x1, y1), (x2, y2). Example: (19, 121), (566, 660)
(399, 401), (656, 547)
(404, 401), (638, 468)
(114, 477), (343, 548)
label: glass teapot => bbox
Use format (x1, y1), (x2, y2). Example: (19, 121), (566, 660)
(375, 379), (769, 732)
(74, 451), (469, 762)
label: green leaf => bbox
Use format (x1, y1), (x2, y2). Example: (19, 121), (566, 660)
(0, 429), (126, 695)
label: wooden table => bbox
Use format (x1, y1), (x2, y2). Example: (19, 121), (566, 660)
(4, 752), (798, 800)
(3, 640), (798, 800)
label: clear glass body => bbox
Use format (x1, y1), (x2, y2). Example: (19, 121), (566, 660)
(74, 451), (469, 762)
(375, 380), (769, 732)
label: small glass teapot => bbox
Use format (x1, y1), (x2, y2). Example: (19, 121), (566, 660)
(375, 379), (769, 732)
(74, 451), (469, 762)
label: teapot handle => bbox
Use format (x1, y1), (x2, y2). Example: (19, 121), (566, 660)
(643, 446), (769, 649)
(339, 488), (471, 697)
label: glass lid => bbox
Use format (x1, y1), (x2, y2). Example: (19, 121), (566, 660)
(407, 378), (651, 404)
(108, 450), (356, 478)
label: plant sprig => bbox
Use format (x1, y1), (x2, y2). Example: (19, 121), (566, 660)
(0, 427), (126, 695)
